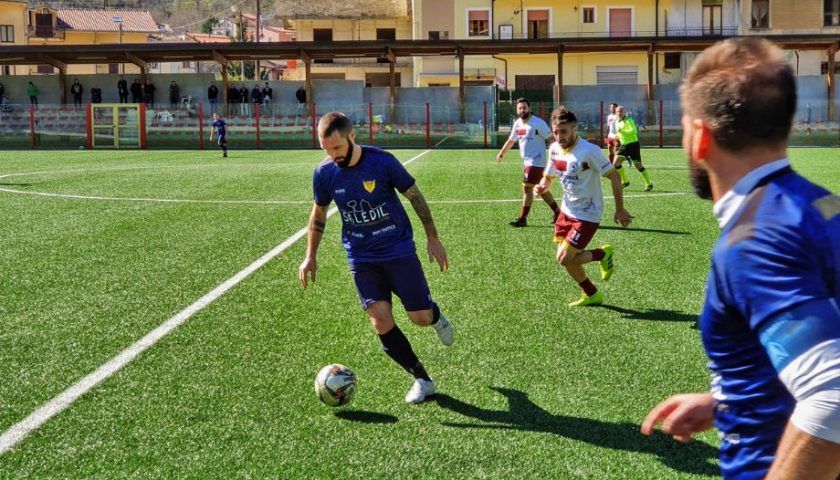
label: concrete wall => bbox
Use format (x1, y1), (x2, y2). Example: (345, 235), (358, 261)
(364, 85), (494, 122)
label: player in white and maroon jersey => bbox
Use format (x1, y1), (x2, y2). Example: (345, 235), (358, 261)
(535, 107), (633, 307)
(605, 102), (620, 162)
(496, 98), (561, 227)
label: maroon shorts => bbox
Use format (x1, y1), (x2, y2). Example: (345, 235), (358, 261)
(605, 137), (618, 148)
(521, 165), (545, 186)
(554, 212), (599, 249)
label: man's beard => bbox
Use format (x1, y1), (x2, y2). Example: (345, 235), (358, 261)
(335, 140), (354, 168)
(689, 162), (713, 200)
(519, 111), (531, 120)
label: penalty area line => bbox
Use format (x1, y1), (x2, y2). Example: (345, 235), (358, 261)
(0, 149), (430, 455)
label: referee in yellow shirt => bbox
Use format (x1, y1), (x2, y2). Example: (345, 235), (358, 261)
(613, 106), (653, 191)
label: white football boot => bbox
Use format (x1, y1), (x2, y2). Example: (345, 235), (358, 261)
(405, 378), (436, 404)
(432, 314), (454, 346)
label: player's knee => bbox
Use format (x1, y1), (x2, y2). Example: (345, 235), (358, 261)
(556, 249), (570, 265)
(367, 303), (395, 334)
(407, 309), (433, 327)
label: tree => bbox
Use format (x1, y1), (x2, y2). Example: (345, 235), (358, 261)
(201, 17), (218, 34)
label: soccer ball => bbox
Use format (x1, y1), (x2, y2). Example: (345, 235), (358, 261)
(78, 145), (85, 150)
(315, 364), (356, 407)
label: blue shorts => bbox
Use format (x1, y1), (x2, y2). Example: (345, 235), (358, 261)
(217, 135), (227, 145)
(349, 254), (433, 312)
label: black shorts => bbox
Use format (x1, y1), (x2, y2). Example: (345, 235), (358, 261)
(617, 141), (641, 163)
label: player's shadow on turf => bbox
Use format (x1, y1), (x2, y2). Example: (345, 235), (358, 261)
(0, 182), (35, 187)
(435, 387), (717, 476)
(335, 410), (398, 424)
(600, 305), (698, 323)
(598, 225), (691, 235)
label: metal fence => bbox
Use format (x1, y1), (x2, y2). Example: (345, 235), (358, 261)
(1, 99), (838, 150)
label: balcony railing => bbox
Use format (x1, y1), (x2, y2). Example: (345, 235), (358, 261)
(28, 25), (64, 39)
(487, 26), (739, 40)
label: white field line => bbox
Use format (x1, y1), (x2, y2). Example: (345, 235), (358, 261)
(0, 188), (687, 206)
(434, 136), (452, 147)
(0, 150), (430, 455)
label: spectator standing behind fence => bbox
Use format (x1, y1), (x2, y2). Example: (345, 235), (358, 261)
(27, 82), (38, 106)
(251, 84), (262, 108)
(130, 78), (142, 103)
(90, 86), (102, 104)
(117, 76), (129, 103)
(169, 81), (180, 108)
(208, 82), (219, 111)
(239, 85), (249, 115)
(226, 84), (237, 114)
(0, 82), (5, 104)
(144, 81), (156, 106)
(70, 79), (83, 108)
(262, 82), (272, 107)
(295, 85), (306, 116)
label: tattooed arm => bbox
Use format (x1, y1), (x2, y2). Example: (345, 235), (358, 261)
(299, 203), (328, 288)
(403, 184), (449, 271)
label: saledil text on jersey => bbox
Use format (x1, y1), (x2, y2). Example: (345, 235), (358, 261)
(342, 203), (390, 225)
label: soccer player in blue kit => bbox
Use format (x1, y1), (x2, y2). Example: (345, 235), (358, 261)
(641, 38), (840, 479)
(210, 112), (228, 158)
(299, 112), (454, 404)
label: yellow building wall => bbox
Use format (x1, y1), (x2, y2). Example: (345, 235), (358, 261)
(446, 0), (655, 87)
(454, 0), (657, 39)
(488, 52), (649, 88)
(25, 31), (149, 75)
(0, 1), (27, 46)
(294, 18), (413, 84)
(295, 18), (411, 41)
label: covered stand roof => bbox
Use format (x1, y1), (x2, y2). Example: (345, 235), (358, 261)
(1, 35), (837, 67)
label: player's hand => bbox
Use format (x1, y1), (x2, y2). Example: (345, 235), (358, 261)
(614, 208), (634, 228)
(427, 238), (449, 272)
(496, 153), (504, 163)
(534, 183), (547, 195)
(641, 393), (715, 443)
(298, 256), (317, 289)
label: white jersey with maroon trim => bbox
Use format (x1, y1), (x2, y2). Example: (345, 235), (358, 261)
(545, 137), (615, 223)
(508, 115), (551, 168)
(607, 113), (619, 138)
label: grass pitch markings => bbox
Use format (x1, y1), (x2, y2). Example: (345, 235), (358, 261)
(0, 150), (431, 456)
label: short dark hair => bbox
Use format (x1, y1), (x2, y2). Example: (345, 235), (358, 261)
(515, 98), (530, 107)
(680, 37), (796, 152)
(318, 111), (354, 139)
(609, 102), (618, 108)
(550, 106), (577, 125)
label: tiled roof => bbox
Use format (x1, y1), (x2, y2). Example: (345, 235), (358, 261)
(184, 33), (232, 43)
(55, 9), (158, 33)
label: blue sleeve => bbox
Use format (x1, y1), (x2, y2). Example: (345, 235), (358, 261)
(312, 168), (332, 207)
(758, 298), (840, 373)
(388, 155), (415, 193)
(729, 222), (829, 331)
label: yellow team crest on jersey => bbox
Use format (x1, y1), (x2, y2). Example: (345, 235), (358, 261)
(363, 180), (376, 193)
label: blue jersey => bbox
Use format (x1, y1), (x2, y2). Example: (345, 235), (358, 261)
(212, 119), (226, 137)
(701, 160), (840, 479)
(313, 146), (416, 264)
